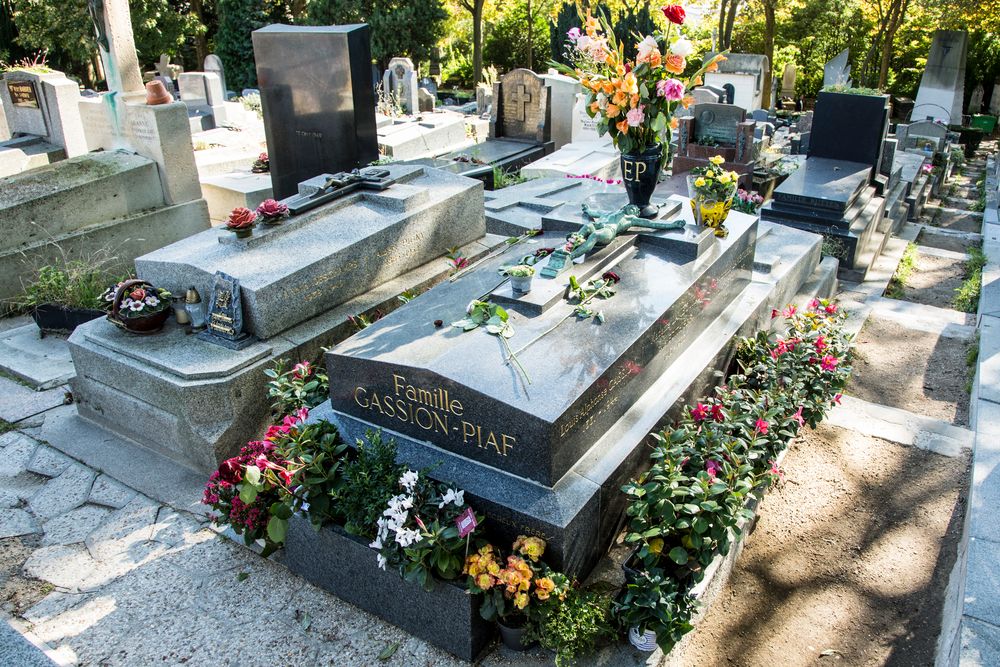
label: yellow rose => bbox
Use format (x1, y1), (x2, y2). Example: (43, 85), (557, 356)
(719, 173), (731, 184)
(709, 155), (725, 166)
(694, 177), (706, 188)
(514, 592), (529, 609)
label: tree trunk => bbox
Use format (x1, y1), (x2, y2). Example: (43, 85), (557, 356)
(718, 0), (728, 49)
(473, 1), (484, 84)
(527, 0), (533, 70)
(190, 0), (208, 65)
(762, 1), (775, 107)
(723, 0), (740, 49)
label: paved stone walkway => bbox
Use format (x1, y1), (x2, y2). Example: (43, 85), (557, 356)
(0, 147), (995, 667)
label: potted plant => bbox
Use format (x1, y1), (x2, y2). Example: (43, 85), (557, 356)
(18, 263), (122, 335)
(687, 155), (739, 237)
(251, 152), (270, 173)
(466, 536), (565, 651)
(732, 188), (765, 216)
(502, 264), (535, 295)
(552, 6), (727, 218)
(104, 279), (173, 334)
(226, 206), (257, 238)
(256, 198), (290, 226)
(530, 587), (616, 666)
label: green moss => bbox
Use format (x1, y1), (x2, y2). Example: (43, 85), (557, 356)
(0, 419), (14, 435)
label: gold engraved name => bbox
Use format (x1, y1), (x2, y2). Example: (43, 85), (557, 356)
(352, 372), (516, 457)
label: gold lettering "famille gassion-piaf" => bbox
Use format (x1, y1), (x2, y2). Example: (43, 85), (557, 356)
(352, 373), (516, 457)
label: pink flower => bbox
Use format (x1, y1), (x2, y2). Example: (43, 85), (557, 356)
(295, 407), (309, 423)
(711, 404), (724, 422)
(770, 309), (779, 319)
(791, 406), (805, 427)
(280, 469), (293, 486)
(755, 419), (769, 435)
(783, 305), (797, 318)
(705, 459), (723, 480)
(814, 336), (827, 353)
(825, 303), (838, 314)
(656, 78), (685, 101)
(292, 361), (311, 379)
(770, 339), (788, 360)
(691, 403), (710, 422)
(626, 105), (645, 128)
(833, 393), (843, 405)
(821, 355), (839, 371)
(769, 460), (784, 480)
(567, 27), (582, 42)
(808, 298), (820, 310)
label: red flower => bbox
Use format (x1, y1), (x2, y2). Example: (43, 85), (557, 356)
(808, 298), (820, 310)
(292, 361), (311, 379)
(770, 308), (779, 319)
(217, 458), (242, 484)
(821, 355), (839, 371)
(770, 339), (788, 359)
(602, 271), (621, 284)
(814, 335), (827, 353)
(825, 303), (838, 314)
(705, 459), (723, 480)
(256, 198), (289, 219)
(129, 288), (147, 301)
(226, 206), (257, 229)
(691, 403), (710, 422)
(662, 4), (686, 24)
(711, 404), (724, 422)
(755, 418), (769, 435)
(279, 469), (293, 486)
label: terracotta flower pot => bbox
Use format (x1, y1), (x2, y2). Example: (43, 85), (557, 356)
(145, 80), (172, 106)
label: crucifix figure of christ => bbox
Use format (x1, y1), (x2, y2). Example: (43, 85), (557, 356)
(284, 168), (396, 215)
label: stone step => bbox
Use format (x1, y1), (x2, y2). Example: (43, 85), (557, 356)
(869, 294), (976, 339)
(0, 324), (75, 390)
(826, 395), (972, 458)
(0, 150), (165, 252)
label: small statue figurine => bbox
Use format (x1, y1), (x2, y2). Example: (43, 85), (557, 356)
(540, 203), (684, 278)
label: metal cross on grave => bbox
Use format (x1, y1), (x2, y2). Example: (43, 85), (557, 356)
(284, 168), (396, 215)
(508, 83), (533, 122)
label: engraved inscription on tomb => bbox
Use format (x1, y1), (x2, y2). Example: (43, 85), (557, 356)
(7, 81), (38, 108)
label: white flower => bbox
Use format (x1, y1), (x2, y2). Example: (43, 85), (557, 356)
(399, 469), (419, 493)
(394, 527), (422, 547)
(376, 554), (387, 570)
(670, 38), (694, 58)
(438, 488), (465, 508)
(369, 535), (383, 550)
(636, 36), (658, 62)
(144, 296), (160, 307)
(576, 35), (593, 53)
(128, 301), (144, 312)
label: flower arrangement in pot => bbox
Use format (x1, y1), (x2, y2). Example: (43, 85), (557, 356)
(255, 198), (290, 226)
(732, 188), (765, 215)
(465, 535), (569, 651)
(687, 155), (740, 237)
(226, 206), (257, 238)
(104, 279), (172, 334)
(552, 6), (727, 218)
(501, 264), (536, 295)
(251, 152), (269, 173)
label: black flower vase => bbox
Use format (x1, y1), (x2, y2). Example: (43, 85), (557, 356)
(620, 144), (664, 218)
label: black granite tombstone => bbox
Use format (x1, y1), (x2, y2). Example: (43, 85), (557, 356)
(809, 90), (890, 184)
(252, 24), (378, 199)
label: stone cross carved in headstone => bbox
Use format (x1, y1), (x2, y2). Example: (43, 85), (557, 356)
(156, 54), (172, 79)
(490, 68), (551, 144)
(198, 271), (253, 349)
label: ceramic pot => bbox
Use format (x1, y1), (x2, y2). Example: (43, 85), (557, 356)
(31, 303), (105, 336)
(510, 275), (532, 295)
(628, 626), (658, 652)
(498, 619), (535, 651)
(106, 279), (171, 335)
(229, 227), (253, 238)
(620, 144), (664, 219)
(144, 80), (172, 105)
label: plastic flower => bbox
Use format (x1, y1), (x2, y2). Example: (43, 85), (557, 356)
(670, 37), (694, 57)
(662, 4), (686, 24)
(755, 419), (770, 435)
(694, 177), (706, 188)
(656, 78), (685, 101)
(709, 155), (725, 166)
(256, 198), (289, 220)
(226, 206), (257, 230)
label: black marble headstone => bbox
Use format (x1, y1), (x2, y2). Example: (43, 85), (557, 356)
(252, 24), (378, 199)
(809, 91), (890, 182)
(198, 271), (254, 349)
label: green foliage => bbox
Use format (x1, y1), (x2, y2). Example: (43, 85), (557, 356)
(308, 0), (447, 67)
(954, 246), (986, 313)
(216, 0), (274, 91)
(533, 587), (617, 666)
(885, 242), (918, 299)
(821, 84), (884, 96)
(338, 430), (405, 538)
(264, 358), (329, 419)
(482, 0), (550, 72)
(492, 166), (528, 189)
(16, 258), (126, 311)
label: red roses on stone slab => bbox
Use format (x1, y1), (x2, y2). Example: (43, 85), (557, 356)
(226, 206), (257, 230)
(256, 198), (290, 222)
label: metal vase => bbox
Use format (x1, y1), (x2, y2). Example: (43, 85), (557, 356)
(620, 144), (664, 219)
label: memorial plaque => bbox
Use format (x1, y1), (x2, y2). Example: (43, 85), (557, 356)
(198, 271), (254, 349)
(7, 80), (39, 108)
(693, 103), (746, 145)
(253, 24), (378, 199)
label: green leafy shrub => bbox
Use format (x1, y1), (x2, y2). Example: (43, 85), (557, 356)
(338, 429), (405, 538)
(954, 246), (986, 313)
(264, 358), (329, 419)
(534, 587), (617, 666)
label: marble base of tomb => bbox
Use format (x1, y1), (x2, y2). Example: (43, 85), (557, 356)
(406, 137), (554, 189)
(319, 186), (831, 577)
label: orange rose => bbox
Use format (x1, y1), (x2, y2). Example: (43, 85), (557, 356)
(648, 51), (662, 68)
(616, 119), (629, 134)
(670, 117), (679, 130)
(606, 104), (621, 118)
(664, 54), (685, 74)
(681, 94), (695, 109)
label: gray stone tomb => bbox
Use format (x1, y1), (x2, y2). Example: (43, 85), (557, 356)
(913, 30), (968, 124)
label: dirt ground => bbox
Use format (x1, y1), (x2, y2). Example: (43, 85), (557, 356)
(0, 534), (49, 617)
(678, 424), (969, 667)
(928, 207), (984, 234)
(847, 316), (972, 426)
(895, 251), (967, 310)
(914, 230), (979, 255)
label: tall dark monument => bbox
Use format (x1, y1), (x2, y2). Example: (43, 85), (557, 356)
(252, 24), (378, 199)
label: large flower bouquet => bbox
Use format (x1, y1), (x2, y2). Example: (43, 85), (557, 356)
(552, 6), (727, 157)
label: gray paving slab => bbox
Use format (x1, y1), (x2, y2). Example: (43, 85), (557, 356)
(0, 619), (57, 667)
(1, 433), (39, 478)
(964, 536), (1000, 628)
(26, 446), (74, 478)
(828, 395), (973, 457)
(37, 406), (208, 517)
(0, 325), (75, 390)
(980, 315), (1000, 406)
(0, 508), (39, 538)
(960, 617), (1000, 666)
(0, 314), (32, 333)
(27, 463), (95, 520)
(870, 295), (976, 339)
(0, 375), (69, 423)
